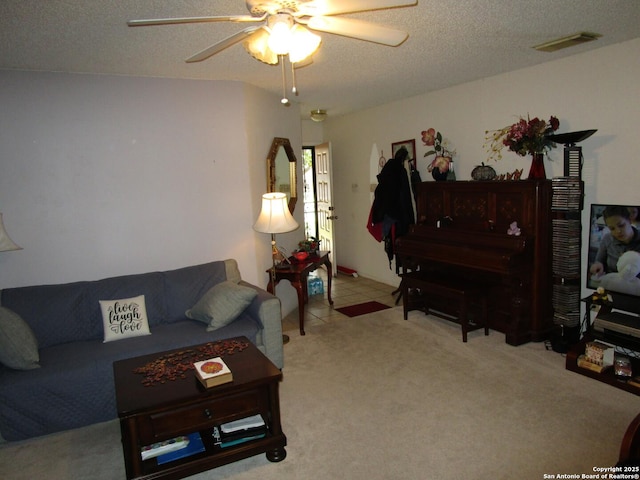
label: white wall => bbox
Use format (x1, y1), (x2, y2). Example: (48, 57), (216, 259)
(0, 71), (302, 310)
(301, 119), (324, 146)
(324, 38), (640, 296)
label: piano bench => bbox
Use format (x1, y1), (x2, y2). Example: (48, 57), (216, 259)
(400, 271), (489, 342)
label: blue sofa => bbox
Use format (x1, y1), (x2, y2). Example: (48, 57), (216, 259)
(0, 259), (283, 442)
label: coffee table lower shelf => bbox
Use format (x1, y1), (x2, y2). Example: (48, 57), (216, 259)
(133, 429), (286, 480)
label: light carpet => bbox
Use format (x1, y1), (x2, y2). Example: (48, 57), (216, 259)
(2, 307), (640, 480)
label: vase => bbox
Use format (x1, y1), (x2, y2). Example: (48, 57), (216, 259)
(446, 160), (456, 181)
(431, 169), (448, 181)
(528, 152), (546, 180)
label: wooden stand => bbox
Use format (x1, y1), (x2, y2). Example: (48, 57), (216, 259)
(566, 297), (640, 396)
(566, 333), (640, 396)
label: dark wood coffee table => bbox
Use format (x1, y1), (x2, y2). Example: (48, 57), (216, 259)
(113, 337), (286, 480)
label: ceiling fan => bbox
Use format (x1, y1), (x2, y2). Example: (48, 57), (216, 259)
(128, 0), (417, 65)
(128, 0), (416, 106)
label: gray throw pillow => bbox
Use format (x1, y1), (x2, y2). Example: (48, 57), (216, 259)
(186, 281), (258, 331)
(0, 306), (40, 370)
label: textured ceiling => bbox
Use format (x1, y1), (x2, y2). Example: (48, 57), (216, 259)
(1, 1), (639, 119)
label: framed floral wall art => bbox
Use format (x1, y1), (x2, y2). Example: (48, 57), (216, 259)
(391, 139), (416, 170)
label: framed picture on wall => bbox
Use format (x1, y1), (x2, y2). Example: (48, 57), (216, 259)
(391, 139), (416, 170)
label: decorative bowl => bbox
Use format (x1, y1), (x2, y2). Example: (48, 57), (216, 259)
(471, 163), (496, 181)
(293, 251), (309, 261)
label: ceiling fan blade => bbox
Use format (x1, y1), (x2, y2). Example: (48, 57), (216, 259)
(128, 15), (264, 27)
(186, 26), (263, 63)
(307, 16), (408, 46)
(298, 0), (417, 17)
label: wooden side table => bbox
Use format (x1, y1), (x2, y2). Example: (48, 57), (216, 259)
(266, 251), (333, 335)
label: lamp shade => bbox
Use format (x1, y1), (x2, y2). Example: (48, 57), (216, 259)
(266, 14), (294, 55)
(288, 25), (321, 63)
(243, 27), (278, 65)
(253, 192), (299, 234)
(0, 213), (22, 252)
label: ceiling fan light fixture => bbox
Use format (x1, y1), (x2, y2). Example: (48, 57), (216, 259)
(288, 25), (321, 63)
(243, 28), (278, 64)
(533, 32), (602, 52)
(310, 109), (327, 122)
(267, 14), (294, 55)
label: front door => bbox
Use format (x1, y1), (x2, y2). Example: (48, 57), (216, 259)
(314, 142), (337, 272)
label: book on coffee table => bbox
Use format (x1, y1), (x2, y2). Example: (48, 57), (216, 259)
(220, 414), (265, 434)
(141, 435), (190, 461)
(220, 431), (267, 448)
(156, 432), (205, 465)
(193, 357), (233, 388)
(211, 415), (268, 449)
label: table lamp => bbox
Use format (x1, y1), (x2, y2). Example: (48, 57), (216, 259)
(253, 192), (299, 344)
(253, 192), (299, 267)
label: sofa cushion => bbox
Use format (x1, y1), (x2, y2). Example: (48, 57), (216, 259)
(0, 306), (40, 370)
(186, 281), (258, 331)
(224, 259), (242, 283)
(0, 316), (260, 441)
(162, 261), (228, 323)
(0, 271), (167, 348)
(1, 281), (89, 348)
(86, 272), (166, 329)
(99, 295), (151, 342)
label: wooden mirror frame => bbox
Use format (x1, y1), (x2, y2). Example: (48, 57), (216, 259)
(267, 137), (298, 213)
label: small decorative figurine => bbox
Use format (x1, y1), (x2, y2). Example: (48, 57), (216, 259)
(507, 222), (521, 236)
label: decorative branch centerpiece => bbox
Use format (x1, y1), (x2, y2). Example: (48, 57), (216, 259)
(298, 237), (320, 254)
(484, 115), (560, 179)
(422, 128), (456, 181)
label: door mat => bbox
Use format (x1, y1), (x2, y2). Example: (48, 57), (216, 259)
(335, 301), (391, 318)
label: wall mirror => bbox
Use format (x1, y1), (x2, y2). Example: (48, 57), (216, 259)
(267, 137), (298, 213)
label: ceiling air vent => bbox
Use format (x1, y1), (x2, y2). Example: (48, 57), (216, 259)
(533, 32), (602, 52)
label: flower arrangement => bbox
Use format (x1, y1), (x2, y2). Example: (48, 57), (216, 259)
(298, 237), (320, 253)
(421, 128), (456, 173)
(484, 115), (560, 162)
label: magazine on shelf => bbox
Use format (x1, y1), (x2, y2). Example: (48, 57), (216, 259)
(141, 435), (189, 461)
(214, 414), (268, 448)
(156, 432), (205, 465)
(219, 431), (267, 448)
(220, 414), (265, 434)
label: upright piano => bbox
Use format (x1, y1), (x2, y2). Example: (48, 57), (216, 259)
(395, 180), (553, 345)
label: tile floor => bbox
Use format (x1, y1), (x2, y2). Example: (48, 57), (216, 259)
(281, 268), (400, 334)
